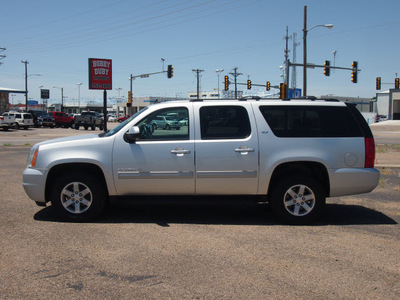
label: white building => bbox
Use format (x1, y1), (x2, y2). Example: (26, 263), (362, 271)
(376, 89), (400, 120)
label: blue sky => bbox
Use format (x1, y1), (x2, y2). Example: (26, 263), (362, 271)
(1, 0), (400, 104)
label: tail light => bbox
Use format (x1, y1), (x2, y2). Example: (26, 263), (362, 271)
(365, 137), (375, 168)
(0, 116), (3, 121)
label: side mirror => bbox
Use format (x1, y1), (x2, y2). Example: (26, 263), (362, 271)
(123, 126), (141, 143)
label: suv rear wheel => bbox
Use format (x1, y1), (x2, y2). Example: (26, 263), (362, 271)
(50, 171), (106, 221)
(269, 175), (326, 224)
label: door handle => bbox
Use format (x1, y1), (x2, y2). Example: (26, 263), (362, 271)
(171, 148), (191, 156)
(234, 147), (255, 155)
(235, 147), (255, 153)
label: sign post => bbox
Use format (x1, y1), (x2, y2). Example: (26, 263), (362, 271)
(88, 58), (112, 132)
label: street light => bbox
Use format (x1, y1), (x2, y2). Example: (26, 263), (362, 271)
(216, 69), (224, 99)
(77, 82), (83, 113)
(53, 86), (64, 112)
(303, 5), (333, 98)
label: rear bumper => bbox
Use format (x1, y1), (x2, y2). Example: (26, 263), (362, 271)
(329, 168), (380, 197)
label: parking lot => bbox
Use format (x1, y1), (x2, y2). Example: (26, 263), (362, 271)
(0, 123), (399, 299)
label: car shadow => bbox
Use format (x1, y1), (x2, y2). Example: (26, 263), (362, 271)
(34, 198), (397, 226)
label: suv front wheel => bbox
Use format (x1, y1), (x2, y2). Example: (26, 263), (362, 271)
(50, 171), (107, 221)
(269, 175), (326, 224)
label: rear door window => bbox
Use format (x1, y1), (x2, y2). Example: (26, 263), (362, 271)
(200, 106), (251, 139)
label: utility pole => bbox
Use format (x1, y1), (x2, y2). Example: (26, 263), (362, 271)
(192, 69), (204, 100)
(229, 67), (243, 99)
(303, 5), (307, 98)
(21, 60), (29, 111)
(291, 32), (300, 90)
(284, 26), (290, 86)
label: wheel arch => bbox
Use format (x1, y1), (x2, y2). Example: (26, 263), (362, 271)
(268, 161), (330, 197)
(45, 163), (109, 202)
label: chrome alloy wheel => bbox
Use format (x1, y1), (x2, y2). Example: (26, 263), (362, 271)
(60, 182), (93, 214)
(283, 184), (316, 217)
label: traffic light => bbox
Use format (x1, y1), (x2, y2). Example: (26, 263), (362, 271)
(167, 65), (173, 78)
(395, 78), (399, 89)
(323, 60), (330, 76)
(351, 61), (358, 83)
(266, 81), (270, 91)
(128, 91), (132, 103)
(247, 80), (251, 90)
(224, 76), (229, 91)
(376, 77), (381, 90)
(279, 83), (287, 99)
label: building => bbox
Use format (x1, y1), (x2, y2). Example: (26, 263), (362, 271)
(318, 95), (373, 112)
(376, 89), (400, 120)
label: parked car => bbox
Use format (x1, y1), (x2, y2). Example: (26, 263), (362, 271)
(108, 114), (117, 122)
(48, 111), (73, 128)
(23, 99), (380, 224)
(8, 112), (34, 130)
(73, 111), (104, 130)
(151, 115), (181, 130)
(28, 110), (55, 128)
(0, 112), (16, 131)
(118, 115), (130, 122)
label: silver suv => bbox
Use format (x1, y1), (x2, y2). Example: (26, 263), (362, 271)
(23, 99), (379, 224)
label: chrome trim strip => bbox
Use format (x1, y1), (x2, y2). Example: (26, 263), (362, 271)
(118, 171), (194, 180)
(197, 170), (257, 179)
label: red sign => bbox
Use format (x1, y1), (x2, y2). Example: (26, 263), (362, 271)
(88, 58), (112, 90)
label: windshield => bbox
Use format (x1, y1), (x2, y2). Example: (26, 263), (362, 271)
(101, 107), (148, 137)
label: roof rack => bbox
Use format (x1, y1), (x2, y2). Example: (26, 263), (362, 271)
(239, 96), (261, 101)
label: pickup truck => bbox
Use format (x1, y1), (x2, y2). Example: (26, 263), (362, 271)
(73, 111), (104, 130)
(0, 113), (16, 131)
(48, 111), (73, 128)
(23, 99), (380, 224)
(28, 110), (55, 128)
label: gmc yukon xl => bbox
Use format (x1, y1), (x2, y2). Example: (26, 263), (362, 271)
(23, 99), (380, 224)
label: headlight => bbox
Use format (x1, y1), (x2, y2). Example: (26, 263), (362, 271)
(27, 145), (39, 168)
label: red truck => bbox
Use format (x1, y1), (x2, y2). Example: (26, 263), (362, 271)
(48, 111), (73, 128)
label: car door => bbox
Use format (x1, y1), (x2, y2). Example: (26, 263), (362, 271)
(112, 105), (195, 196)
(194, 102), (259, 195)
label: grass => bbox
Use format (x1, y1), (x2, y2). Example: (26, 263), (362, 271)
(376, 144), (400, 153)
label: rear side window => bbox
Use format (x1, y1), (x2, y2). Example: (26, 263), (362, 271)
(259, 105), (363, 137)
(200, 106), (251, 139)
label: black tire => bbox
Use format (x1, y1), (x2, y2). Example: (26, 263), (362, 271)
(165, 124), (170, 130)
(15, 123), (20, 129)
(75, 124), (80, 130)
(91, 125), (96, 130)
(269, 175), (326, 225)
(84, 125), (88, 130)
(50, 171), (107, 221)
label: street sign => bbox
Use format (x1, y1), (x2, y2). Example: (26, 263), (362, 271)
(289, 88), (302, 98)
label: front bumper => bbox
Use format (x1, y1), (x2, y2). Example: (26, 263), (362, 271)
(22, 167), (48, 204)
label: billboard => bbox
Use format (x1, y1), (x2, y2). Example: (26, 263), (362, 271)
(41, 89), (50, 99)
(88, 58), (112, 90)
